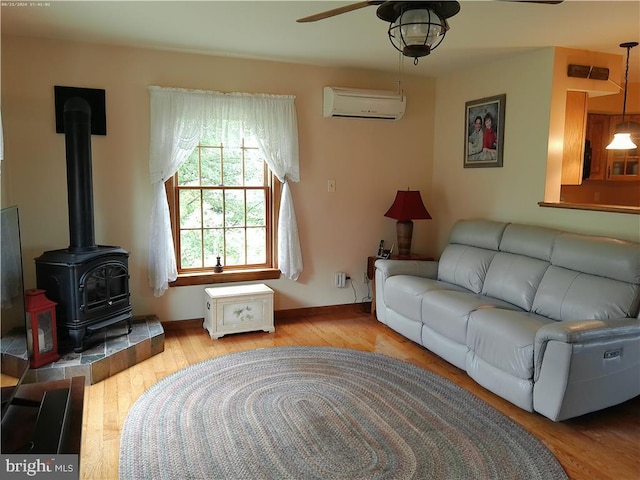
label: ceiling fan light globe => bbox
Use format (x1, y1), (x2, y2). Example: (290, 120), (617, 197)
(388, 7), (447, 58)
(400, 9), (430, 38)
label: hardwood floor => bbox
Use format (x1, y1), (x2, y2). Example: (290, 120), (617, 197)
(80, 306), (640, 480)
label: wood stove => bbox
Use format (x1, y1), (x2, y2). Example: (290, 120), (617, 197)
(36, 96), (132, 353)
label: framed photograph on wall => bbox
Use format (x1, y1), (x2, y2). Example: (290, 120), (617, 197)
(464, 94), (506, 168)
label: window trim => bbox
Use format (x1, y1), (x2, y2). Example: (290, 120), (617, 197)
(169, 268), (281, 287)
(165, 173), (281, 287)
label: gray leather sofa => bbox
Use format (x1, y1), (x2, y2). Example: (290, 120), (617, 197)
(375, 219), (640, 421)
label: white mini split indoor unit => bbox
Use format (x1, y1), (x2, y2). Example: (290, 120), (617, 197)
(322, 86), (406, 120)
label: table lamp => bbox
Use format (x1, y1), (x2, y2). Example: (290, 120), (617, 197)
(384, 190), (431, 257)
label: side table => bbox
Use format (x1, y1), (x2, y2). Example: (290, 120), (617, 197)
(367, 254), (434, 316)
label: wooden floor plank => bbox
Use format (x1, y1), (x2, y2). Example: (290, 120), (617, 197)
(78, 310), (640, 480)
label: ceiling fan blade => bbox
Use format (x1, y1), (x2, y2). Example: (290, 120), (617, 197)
(297, 1), (383, 23)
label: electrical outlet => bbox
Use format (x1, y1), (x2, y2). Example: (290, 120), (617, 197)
(335, 272), (346, 288)
(362, 272), (368, 283)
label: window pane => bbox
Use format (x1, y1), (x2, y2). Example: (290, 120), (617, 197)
(224, 124), (243, 146)
(180, 229), (202, 268)
(203, 228), (224, 268)
(179, 189), (202, 229)
(225, 228), (245, 266)
(203, 190), (223, 228)
(224, 190), (245, 227)
(245, 148), (265, 186)
(172, 131), (274, 274)
(201, 147), (222, 186)
(223, 148), (243, 186)
(246, 189), (266, 226)
(178, 149), (200, 186)
(247, 227), (266, 264)
(201, 131), (221, 146)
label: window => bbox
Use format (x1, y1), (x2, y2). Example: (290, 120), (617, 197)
(148, 87), (300, 296)
(167, 132), (280, 286)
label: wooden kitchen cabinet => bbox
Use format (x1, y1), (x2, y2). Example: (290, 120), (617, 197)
(584, 113), (610, 180)
(561, 91), (588, 185)
(606, 114), (640, 181)
(584, 113), (640, 182)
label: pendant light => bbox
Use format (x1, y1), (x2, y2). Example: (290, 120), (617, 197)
(606, 41), (638, 150)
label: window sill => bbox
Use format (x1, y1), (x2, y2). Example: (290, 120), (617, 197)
(170, 268), (281, 287)
(538, 202), (640, 215)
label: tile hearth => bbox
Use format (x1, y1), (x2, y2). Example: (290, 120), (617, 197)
(24, 315), (164, 386)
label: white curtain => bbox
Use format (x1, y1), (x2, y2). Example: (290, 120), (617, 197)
(148, 86), (302, 297)
(0, 108), (4, 162)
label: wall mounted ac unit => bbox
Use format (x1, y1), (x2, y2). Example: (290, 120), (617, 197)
(323, 86), (406, 120)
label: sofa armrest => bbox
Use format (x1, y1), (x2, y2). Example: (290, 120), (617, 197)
(535, 318), (640, 377)
(532, 318), (640, 420)
(535, 318), (640, 353)
(374, 259), (438, 283)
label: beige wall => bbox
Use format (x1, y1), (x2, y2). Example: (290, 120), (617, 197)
(432, 47), (639, 253)
(589, 81), (639, 114)
(1, 35), (436, 321)
(3, 36), (639, 322)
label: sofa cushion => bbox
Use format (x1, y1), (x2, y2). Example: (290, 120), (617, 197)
(448, 219), (508, 250)
(436, 220), (508, 294)
(438, 245), (496, 294)
(482, 253), (549, 311)
(384, 275), (464, 322)
(532, 266), (640, 321)
(467, 308), (554, 379)
(499, 223), (559, 260)
(466, 353), (535, 411)
(420, 290), (521, 345)
(552, 233), (640, 285)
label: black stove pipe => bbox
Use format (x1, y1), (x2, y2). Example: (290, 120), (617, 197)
(63, 97), (96, 252)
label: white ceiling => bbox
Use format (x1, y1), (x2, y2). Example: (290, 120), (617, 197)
(2, 0), (639, 81)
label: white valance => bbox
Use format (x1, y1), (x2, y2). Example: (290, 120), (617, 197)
(148, 86), (302, 297)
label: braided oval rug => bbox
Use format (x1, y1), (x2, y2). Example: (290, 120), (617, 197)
(119, 346), (567, 480)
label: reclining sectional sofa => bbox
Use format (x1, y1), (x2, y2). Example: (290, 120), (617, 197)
(375, 219), (640, 421)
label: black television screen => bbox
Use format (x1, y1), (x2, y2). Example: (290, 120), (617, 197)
(1, 205), (30, 418)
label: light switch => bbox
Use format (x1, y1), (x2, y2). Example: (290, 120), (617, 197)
(327, 179), (336, 192)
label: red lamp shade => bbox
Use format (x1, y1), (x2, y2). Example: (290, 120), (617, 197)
(384, 190), (432, 221)
(25, 289), (60, 368)
(384, 190), (432, 257)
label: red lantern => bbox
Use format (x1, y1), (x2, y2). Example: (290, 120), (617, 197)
(25, 289), (60, 368)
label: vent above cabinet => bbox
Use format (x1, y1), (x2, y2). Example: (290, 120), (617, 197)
(567, 64), (609, 81)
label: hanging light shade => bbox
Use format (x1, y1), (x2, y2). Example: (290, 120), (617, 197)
(377, 1), (460, 65)
(606, 131), (637, 150)
(606, 41), (638, 150)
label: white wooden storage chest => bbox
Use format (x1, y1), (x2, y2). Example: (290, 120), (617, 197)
(203, 284), (275, 339)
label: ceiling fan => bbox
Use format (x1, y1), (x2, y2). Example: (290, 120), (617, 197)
(297, 1), (563, 64)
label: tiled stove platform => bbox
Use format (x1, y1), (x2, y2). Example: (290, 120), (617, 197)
(24, 315), (164, 385)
